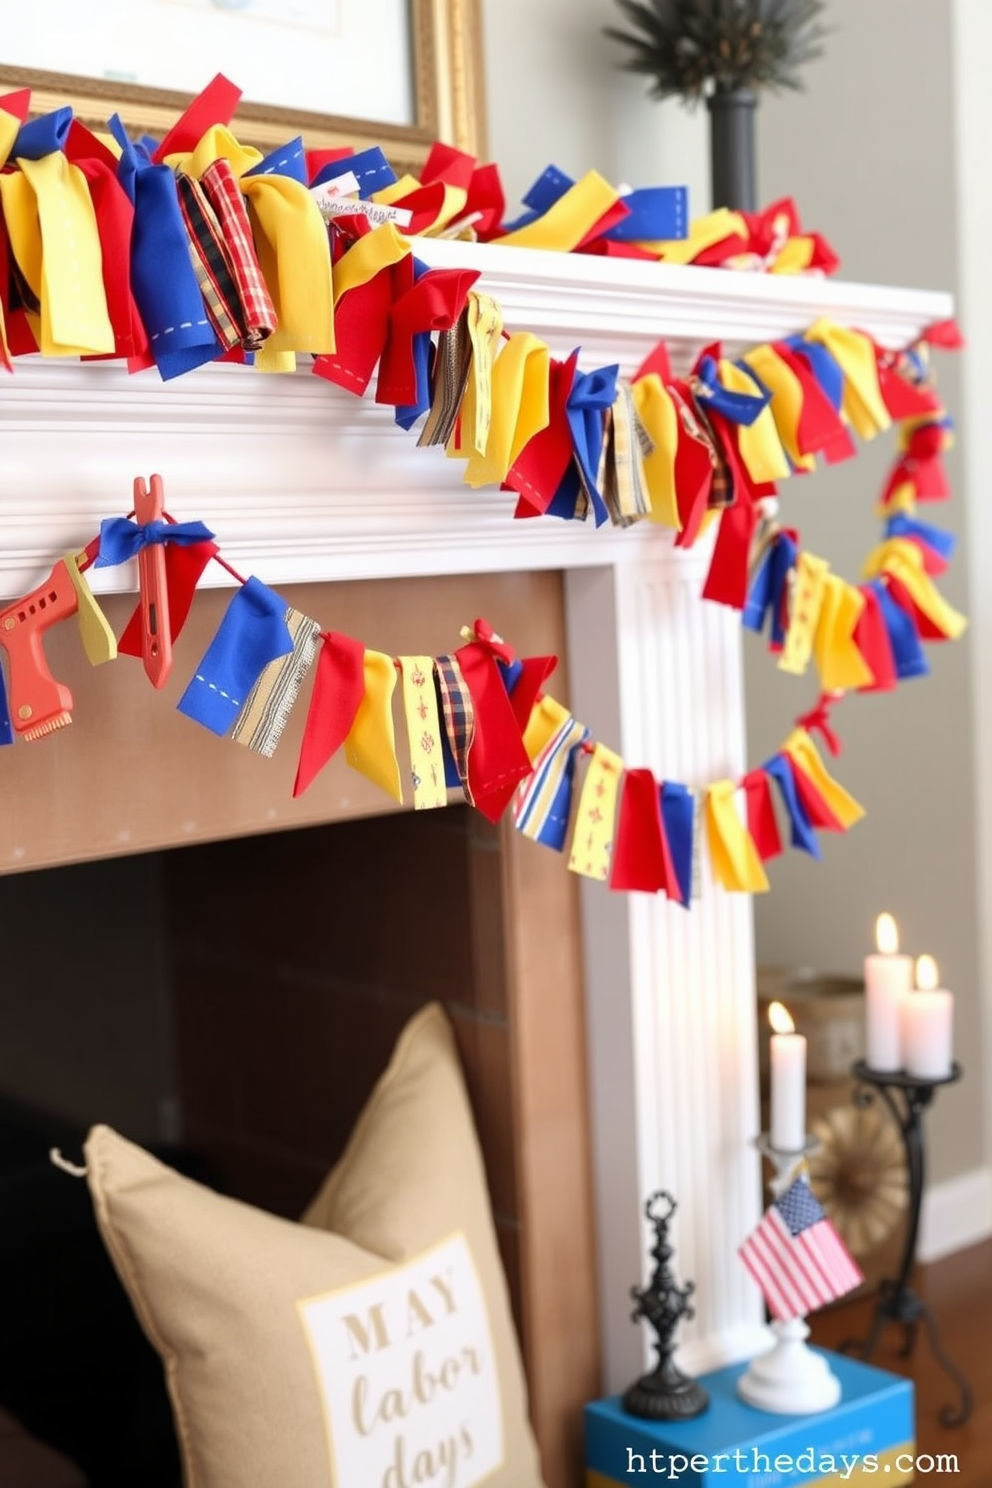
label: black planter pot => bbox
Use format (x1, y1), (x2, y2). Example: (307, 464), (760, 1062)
(706, 87), (758, 213)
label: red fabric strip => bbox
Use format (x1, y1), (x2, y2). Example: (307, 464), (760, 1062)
(507, 350), (579, 517)
(118, 540), (217, 656)
(293, 632), (366, 797)
(702, 499), (760, 610)
(153, 73), (241, 162)
(455, 638), (534, 822)
(376, 266), (479, 407)
(609, 768), (676, 894)
(743, 768), (783, 860)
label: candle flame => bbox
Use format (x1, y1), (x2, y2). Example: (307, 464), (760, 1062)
(768, 1001), (795, 1035)
(916, 955), (939, 991)
(876, 912), (899, 955)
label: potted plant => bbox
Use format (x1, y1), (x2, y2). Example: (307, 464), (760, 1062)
(604, 0), (828, 213)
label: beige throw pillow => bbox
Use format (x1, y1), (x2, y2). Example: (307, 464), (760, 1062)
(85, 1003), (544, 1488)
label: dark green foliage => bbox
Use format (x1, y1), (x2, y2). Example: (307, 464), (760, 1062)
(604, 0), (828, 104)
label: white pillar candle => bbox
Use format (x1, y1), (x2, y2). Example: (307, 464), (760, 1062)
(864, 912), (913, 1071)
(904, 955), (954, 1081)
(769, 1001), (806, 1153)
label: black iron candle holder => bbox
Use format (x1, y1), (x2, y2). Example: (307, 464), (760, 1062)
(622, 1191), (709, 1421)
(840, 1060), (972, 1427)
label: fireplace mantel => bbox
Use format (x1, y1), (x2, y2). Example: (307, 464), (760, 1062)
(0, 239), (951, 599)
(0, 249), (952, 1429)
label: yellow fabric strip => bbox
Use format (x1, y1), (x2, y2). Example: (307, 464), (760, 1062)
(631, 374), (681, 528)
(461, 332), (550, 487)
(165, 124), (263, 181)
(345, 649), (403, 803)
(15, 154), (115, 356)
(705, 781), (769, 893)
(770, 235), (816, 274)
(497, 171), (619, 251)
(0, 170), (43, 305)
(863, 539), (967, 640)
(779, 551), (830, 676)
(458, 290), (503, 456)
(398, 656), (448, 809)
(637, 206), (746, 263)
(64, 552), (117, 666)
(783, 728), (866, 829)
(330, 219), (410, 307)
(813, 574), (873, 691)
(741, 343), (816, 473)
(806, 318), (890, 439)
(373, 179), (468, 235)
(240, 174), (335, 355)
(718, 358), (791, 482)
(523, 694), (570, 763)
(875, 480), (917, 518)
(373, 174), (420, 203)
(568, 743), (623, 881)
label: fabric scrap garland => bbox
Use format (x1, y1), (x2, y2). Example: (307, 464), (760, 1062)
(0, 76), (968, 899)
(0, 508), (868, 904)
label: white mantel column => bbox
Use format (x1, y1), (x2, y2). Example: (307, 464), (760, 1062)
(566, 542), (768, 1390)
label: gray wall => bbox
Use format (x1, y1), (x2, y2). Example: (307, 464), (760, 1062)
(751, 0), (981, 1183)
(485, 0), (985, 1185)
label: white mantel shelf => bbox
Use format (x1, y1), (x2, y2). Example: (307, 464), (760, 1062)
(0, 244), (954, 1390)
(0, 240), (952, 602)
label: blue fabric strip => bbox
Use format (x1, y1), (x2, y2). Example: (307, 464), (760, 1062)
(763, 753), (821, 859)
(786, 335), (845, 411)
(11, 109), (73, 160)
(870, 579), (929, 681)
(660, 781), (695, 906)
(178, 577), (292, 737)
(604, 186), (688, 242)
(245, 135), (308, 183)
(310, 147), (396, 194)
(694, 355), (769, 425)
(95, 517), (214, 568)
(885, 513), (957, 561)
(111, 119), (222, 380)
(769, 532), (798, 649)
(566, 365), (618, 527)
(743, 544), (775, 634)
(0, 664), (14, 747)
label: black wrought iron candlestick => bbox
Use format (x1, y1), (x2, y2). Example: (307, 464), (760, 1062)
(841, 1060), (972, 1427)
(623, 1191), (709, 1420)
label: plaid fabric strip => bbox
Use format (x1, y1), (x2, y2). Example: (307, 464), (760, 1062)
(434, 653), (475, 800)
(418, 309), (473, 448)
(200, 158), (277, 350)
(175, 172), (242, 350)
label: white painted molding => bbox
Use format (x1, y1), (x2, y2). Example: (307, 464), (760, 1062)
(919, 1165), (992, 1263)
(0, 248), (953, 602)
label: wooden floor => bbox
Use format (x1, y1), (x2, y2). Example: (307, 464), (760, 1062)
(810, 1240), (992, 1482)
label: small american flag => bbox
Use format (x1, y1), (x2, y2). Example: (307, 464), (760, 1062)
(739, 1175), (863, 1321)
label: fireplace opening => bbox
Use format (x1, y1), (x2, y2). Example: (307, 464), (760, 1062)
(0, 802), (597, 1488)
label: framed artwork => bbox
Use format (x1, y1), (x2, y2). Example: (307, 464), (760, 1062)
(0, 0), (486, 173)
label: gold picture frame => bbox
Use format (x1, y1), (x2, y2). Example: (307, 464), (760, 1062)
(0, 0), (487, 177)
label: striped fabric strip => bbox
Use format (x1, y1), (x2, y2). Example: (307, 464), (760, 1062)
(175, 172), (242, 350)
(418, 309), (472, 447)
(600, 378), (653, 526)
(434, 653), (475, 800)
(231, 605), (320, 756)
(200, 158), (277, 349)
(513, 711), (590, 850)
